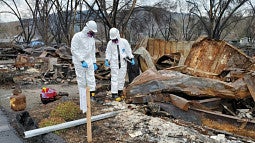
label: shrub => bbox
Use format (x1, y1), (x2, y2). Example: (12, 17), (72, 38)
(50, 101), (82, 121)
(38, 117), (66, 134)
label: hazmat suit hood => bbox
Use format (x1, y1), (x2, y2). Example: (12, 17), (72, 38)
(110, 28), (121, 40)
(82, 26), (90, 36)
(82, 20), (97, 37)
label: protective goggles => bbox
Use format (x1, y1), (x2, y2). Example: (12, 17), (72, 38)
(87, 31), (95, 37)
(112, 38), (118, 43)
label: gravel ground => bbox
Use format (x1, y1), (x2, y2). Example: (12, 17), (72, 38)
(1, 82), (255, 143)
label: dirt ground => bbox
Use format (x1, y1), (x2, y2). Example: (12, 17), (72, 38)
(0, 80), (254, 143)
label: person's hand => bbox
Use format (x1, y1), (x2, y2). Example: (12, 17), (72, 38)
(131, 58), (135, 66)
(93, 63), (98, 71)
(105, 59), (110, 67)
(82, 61), (88, 68)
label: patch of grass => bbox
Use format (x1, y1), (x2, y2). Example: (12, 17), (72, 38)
(50, 101), (82, 121)
(38, 117), (66, 134)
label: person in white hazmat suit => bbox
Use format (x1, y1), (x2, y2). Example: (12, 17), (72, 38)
(104, 27), (135, 101)
(71, 20), (98, 113)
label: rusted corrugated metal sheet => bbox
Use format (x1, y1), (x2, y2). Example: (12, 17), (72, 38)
(134, 37), (194, 72)
(15, 54), (36, 68)
(146, 38), (193, 65)
(124, 69), (251, 100)
(243, 72), (255, 101)
(184, 38), (253, 77)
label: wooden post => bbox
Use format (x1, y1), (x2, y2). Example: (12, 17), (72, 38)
(86, 87), (92, 142)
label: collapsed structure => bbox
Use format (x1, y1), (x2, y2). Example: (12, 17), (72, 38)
(124, 37), (255, 139)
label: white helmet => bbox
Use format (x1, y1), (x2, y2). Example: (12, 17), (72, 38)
(86, 20), (97, 33)
(109, 27), (120, 40)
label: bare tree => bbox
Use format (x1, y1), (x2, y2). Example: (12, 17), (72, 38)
(83, 0), (137, 40)
(51, 0), (81, 45)
(153, 0), (178, 41)
(129, 1), (197, 42)
(34, 0), (54, 45)
(187, 0), (249, 40)
(127, 6), (161, 44)
(245, 0), (255, 43)
(0, 0), (36, 44)
(152, 7), (177, 40)
(175, 0), (202, 41)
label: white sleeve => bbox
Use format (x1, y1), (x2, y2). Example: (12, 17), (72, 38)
(92, 41), (96, 63)
(105, 41), (111, 61)
(124, 39), (134, 59)
(71, 34), (83, 62)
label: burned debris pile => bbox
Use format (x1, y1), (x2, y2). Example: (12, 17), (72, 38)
(124, 37), (255, 140)
(0, 43), (109, 85)
(1, 37), (255, 140)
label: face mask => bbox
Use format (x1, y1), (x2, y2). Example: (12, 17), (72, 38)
(87, 31), (95, 37)
(112, 38), (118, 43)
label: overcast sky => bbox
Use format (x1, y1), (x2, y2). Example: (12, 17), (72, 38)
(0, 0), (159, 23)
(0, 0), (253, 23)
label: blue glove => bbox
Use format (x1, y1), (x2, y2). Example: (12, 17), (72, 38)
(93, 63), (98, 71)
(81, 61), (88, 68)
(105, 60), (110, 67)
(131, 58), (135, 65)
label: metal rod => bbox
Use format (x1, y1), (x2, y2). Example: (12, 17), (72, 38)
(124, 57), (132, 63)
(24, 111), (120, 138)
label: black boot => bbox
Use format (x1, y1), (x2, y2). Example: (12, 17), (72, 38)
(112, 93), (118, 99)
(118, 90), (123, 97)
(114, 90), (123, 102)
(90, 91), (96, 102)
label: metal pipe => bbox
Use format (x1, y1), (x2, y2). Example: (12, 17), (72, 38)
(24, 111), (120, 138)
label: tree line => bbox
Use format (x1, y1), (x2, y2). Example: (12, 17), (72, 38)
(0, 0), (254, 46)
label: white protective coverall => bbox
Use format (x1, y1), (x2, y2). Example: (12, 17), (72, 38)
(71, 20), (97, 113)
(105, 28), (134, 95)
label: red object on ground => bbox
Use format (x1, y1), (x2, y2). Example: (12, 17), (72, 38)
(40, 87), (57, 104)
(41, 87), (57, 98)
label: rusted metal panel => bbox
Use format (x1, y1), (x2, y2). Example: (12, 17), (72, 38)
(125, 93), (172, 104)
(159, 40), (165, 56)
(165, 41), (172, 54)
(146, 38), (193, 65)
(243, 72), (255, 101)
(158, 102), (255, 140)
(134, 47), (156, 72)
(15, 54), (35, 68)
(134, 38), (194, 72)
(125, 69), (251, 99)
(153, 40), (160, 61)
(169, 94), (190, 111)
(14, 54), (54, 73)
(147, 39), (154, 60)
(197, 98), (221, 110)
(184, 38), (253, 76)
(138, 56), (149, 72)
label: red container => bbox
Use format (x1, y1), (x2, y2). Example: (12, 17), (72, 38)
(40, 87), (57, 104)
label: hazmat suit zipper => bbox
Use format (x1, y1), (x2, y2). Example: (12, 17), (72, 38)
(117, 45), (121, 69)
